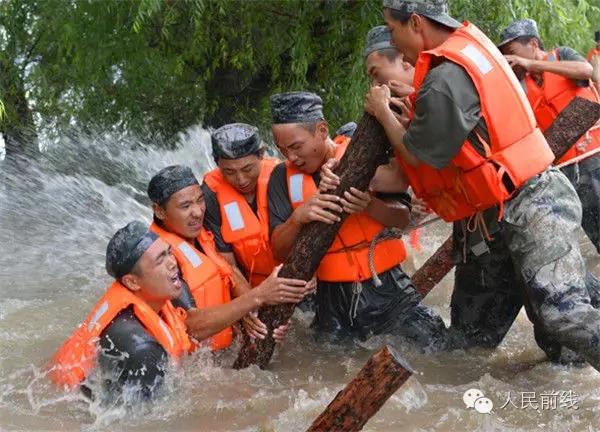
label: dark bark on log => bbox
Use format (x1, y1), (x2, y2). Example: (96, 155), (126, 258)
(306, 345), (414, 432)
(412, 236), (454, 297)
(232, 113), (391, 370)
(546, 97), (600, 163)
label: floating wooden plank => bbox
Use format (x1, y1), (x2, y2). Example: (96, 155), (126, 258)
(306, 345), (414, 432)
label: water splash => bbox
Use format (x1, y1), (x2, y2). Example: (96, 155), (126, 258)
(2, 125), (599, 431)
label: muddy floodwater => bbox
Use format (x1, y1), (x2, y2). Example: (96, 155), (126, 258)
(1, 128), (599, 431)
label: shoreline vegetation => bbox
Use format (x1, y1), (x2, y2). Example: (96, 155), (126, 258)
(1, 0), (599, 161)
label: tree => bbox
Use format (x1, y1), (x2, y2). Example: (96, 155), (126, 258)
(0, 0), (41, 159)
(0, 0), (598, 161)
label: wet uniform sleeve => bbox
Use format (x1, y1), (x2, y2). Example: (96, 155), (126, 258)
(557, 46), (590, 88)
(201, 182), (233, 253)
(403, 61), (483, 169)
(96, 308), (169, 403)
(267, 163), (294, 236)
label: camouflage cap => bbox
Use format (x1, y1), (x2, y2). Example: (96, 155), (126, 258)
(211, 123), (261, 162)
(105, 220), (159, 280)
(498, 19), (540, 48)
(335, 122), (358, 138)
(383, 0), (461, 29)
(364, 26), (394, 58)
(147, 165), (199, 208)
(270, 91), (325, 125)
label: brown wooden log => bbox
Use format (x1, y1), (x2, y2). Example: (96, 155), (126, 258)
(545, 97), (600, 163)
(412, 235), (454, 297)
(306, 345), (414, 432)
(232, 113), (392, 370)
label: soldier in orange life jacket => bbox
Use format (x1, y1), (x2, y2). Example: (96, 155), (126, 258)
(147, 165), (314, 344)
(202, 123), (281, 288)
(363, 21), (600, 365)
(267, 90), (449, 351)
(365, 0), (600, 370)
(48, 221), (194, 404)
(202, 123), (314, 332)
(47, 220), (310, 404)
(498, 19), (600, 254)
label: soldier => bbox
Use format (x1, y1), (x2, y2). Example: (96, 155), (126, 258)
(366, 0), (600, 370)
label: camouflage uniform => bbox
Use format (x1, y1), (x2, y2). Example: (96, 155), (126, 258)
(500, 168), (600, 367)
(450, 173), (600, 364)
(384, 0), (600, 369)
(561, 159), (600, 253)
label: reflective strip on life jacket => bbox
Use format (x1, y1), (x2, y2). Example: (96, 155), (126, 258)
(521, 48), (600, 165)
(286, 140), (406, 282)
(48, 281), (191, 388)
(398, 21), (554, 223)
(203, 158), (281, 286)
(150, 222), (234, 350)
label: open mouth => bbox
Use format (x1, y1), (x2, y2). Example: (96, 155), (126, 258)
(189, 221), (203, 231)
(169, 273), (182, 289)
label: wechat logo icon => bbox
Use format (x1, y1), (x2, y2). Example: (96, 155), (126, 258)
(463, 388), (494, 414)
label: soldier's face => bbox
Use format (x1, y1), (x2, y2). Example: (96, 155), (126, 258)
(272, 121), (330, 175)
(127, 238), (182, 306)
(366, 51), (414, 87)
(153, 185), (206, 241)
(500, 40), (536, 80)
(500, 40), (536, 60)
(218, 154), (263, 196)
(384, 9), (424, 67)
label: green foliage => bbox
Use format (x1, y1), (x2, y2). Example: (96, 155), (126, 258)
(0, 0), (599, 153)
(451, 0), (600, 54)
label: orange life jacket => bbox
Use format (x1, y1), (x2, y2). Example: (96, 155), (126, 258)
(48, 281), (191, 389)
(397, 22), (554, 223)
(203, 158), (281, 286)
(587, 48), (600, 62)
(333, 135), (351, 146)
(334, 136), (424, 252)
(150, 222), (234, 350)
(286, 141), (406, 282)
(522, 49), (600, 165)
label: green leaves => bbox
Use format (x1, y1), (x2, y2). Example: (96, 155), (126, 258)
(1, 0), (599, 155)
(450, 0), (597, 53)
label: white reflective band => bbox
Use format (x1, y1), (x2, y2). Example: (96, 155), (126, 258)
(178, 241), (202, 268)
(224, 201), (245, 231)
(520, 79), (528, 94)
(159, 319), (174, 348)
(289, 174), (304, 203)
(88, 301), (109, 332)
(461, 44), (492, 75)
